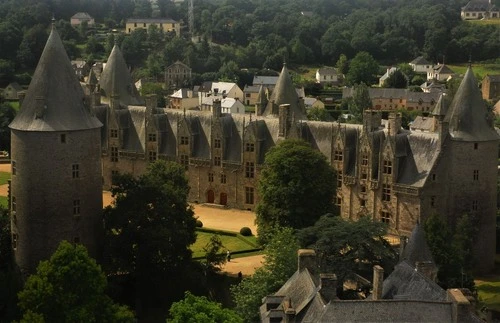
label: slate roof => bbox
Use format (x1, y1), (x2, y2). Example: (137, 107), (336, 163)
(462, 0), (497, 11)
(410, 116), (434, 132)
(263, 64), (307, 120)
(71, 12), (93, 19)
(444, 67), (499, 141)
(431, 93), (448, 116)
(410, 56), (431, 65)
(274, 269), (320, 315)
(99, 45), (144, 107)
(7, 82), (22, 91)
(484, 74), (500, 82)
(170, 88), (196, 99)
(10, 26), (102, 132)
(317, 67), (337, 75)
(382, 261), (446, 301)
(400, 223), (435, 267)
(434, 64), (455, 75)
(126, 18), (177, 23)
(253, 75), (279, 86)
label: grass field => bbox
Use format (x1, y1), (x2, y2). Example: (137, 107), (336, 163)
(0, 172), (10, 185)
(8, 101), (19, 111)
(447, 63), (500, 80)
(476, 255), (500, 313)
(467, 19), (500, 26)
(0, 196), (7, 208)
(191, 230), (259, 258)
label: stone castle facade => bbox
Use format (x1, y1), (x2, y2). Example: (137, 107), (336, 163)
(10, 28), (498, 274)
(86, 45), (497, 272)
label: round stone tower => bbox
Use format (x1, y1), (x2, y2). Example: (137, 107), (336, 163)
(9, 25), (103, 274)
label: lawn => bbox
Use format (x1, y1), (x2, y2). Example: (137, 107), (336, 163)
(476, 255), (500, 313)
(467, 19), (500, 26)
(0, 172), (10, 185)
(192, 230), (259, 258)
(447, 63), (500, 80)
(0, 196), (7, 208)
(8, 101), (19, 111)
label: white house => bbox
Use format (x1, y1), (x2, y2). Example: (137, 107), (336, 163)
(409, 56), (433, 73)
(379, 67), (398, 87)
(201, 96), (245, 115)
(427, 64), (455, 81)
(461, 0), (499, 19)
(198, 81), (244, 105)
(316, 67), (339, 85)
(169, 88), (198, 110)
(303, 97), (325, 109)
(70, 12), (95, 26)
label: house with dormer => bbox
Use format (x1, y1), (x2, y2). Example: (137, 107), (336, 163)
(461, 0), (499, 19)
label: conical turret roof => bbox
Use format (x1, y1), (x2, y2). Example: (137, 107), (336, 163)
(444, 67), (498, 141)
(431, 93), (448, 117)
(263, 64), (306, 120)
(401, 223), (435, 267)
(10, 26), (102, 131)
(99, 44), (144, 106)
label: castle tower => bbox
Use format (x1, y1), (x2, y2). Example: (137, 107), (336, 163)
(9, 25), (103, 274)
(99, 44), (144, 106)
(262, 63), (307, 120)
(442, 67), (499, 272)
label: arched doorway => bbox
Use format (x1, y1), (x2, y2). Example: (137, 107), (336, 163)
(220, 192), (227, 206)
(207, 190), (215, 203)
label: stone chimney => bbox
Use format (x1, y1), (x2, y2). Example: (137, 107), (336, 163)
(416, 261), (438, 282)
(388, 112), (402, 136)
(447, 289), (472, 323)
(363, 110), (382, 132)
(372, 265), (384, 300)
(298, 249), (319, 282)
(279, 104), (291, 137)
(320, 273), (337, 302)
(213, 99), (222, 118)
(145, 94), (158, 110)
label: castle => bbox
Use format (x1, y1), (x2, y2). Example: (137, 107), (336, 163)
(10, 26), (498, 274)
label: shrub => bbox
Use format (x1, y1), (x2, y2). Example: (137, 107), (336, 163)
(196, 220), (203, 228)
(240, 227), (252, 236)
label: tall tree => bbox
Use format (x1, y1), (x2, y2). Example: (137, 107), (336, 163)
(231, 227), (299, 322)
(298, 214), (397, 297)
(104, 160), (197, 305)
(0, 102), (16, 152)
(255, 139), (337, 241)
(169, 292), (243, 323)
(383, 70), (408, 88)
(336, 54), (349, 76)
(18, 241), (134, 322)
(349, 82), (372, 123)
(345, 51), (379, 86)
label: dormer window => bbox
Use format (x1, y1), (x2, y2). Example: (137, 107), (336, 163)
(334, 149), (343, 161)
(148, 133), (156, 142)
(214, 139), (221, 149)
(111, 129), (118, 138)
(361, 153), (368, 166)
(383, 160), (392, 175)
(180, 136), (189, 145)
(245, 142), (255, 152)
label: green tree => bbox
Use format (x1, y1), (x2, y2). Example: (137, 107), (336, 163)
(346, 51), (379, 86)
(349, 82), (371, 123)
(424, 213), (477, 290)
(256, 139), (337, 241)
(297, 215), (397, 297)
(383, 70), (408, 88)
(201, 235), (227, 274)
(336, 54), (349, 76)
(18, 241), (134, 322)
(0, 102), (16, 152)
(169, 291), (242, 323)
(104, 160), (197, 303)
(307, 106), (331, 121)
(231, 227), (299, 322)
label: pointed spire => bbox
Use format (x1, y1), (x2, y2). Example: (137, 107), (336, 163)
(262, 63), (306, 120)
(443, 67), (498, 141)
(10, 25), (101, 131)
(431, 93), (448, 117)
(401, 223), (435, 267)
(99, 44), (144, 106)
